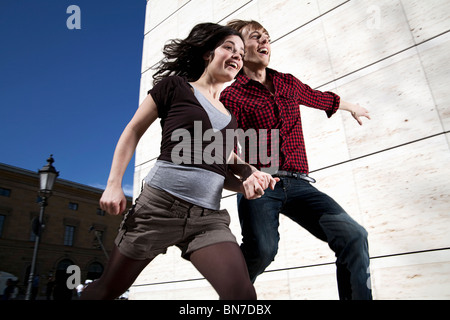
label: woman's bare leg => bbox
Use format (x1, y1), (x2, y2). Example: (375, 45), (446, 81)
(80, 246), (152, 300)
(189, 242), (256, 300)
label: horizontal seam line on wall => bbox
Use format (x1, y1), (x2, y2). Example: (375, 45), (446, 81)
(309, 131), (450, 175)
(131, 247), (450, 288)
(135, 130), (450, 189)
(144, 0), (192, 36)
(315, 29), (450, 90)
(217, 0), (253, 25)
(218, 131), (450, 200)
(139, 0), (350, 76)
(271, 0), (350, 45)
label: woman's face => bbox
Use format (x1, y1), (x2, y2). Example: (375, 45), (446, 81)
(205, 35), (245, 82)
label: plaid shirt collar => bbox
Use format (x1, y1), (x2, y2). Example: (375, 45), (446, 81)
(234, 67), (278, 86)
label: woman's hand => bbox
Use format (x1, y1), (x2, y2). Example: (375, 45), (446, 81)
(99, 94), (158, 215)
(99, 184), (127, 215)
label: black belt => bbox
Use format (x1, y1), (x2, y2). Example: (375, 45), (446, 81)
(273, 170), (316, 183)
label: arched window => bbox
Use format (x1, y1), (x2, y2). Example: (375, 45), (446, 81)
(86, 262), (104, 281)
(53, 259), (74, 300)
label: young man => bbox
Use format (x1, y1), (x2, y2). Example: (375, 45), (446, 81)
(220, 20), (372, 300)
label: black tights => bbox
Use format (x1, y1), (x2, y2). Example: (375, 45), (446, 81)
(80, 242), (256, 300)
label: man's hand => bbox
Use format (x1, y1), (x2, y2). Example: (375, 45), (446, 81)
(340, 100), (371, 125)
(350, 104), (371, 125)
(241, 171), (279, 200)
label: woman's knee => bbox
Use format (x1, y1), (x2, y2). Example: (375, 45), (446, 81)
(238, 283), (257, 300)
(220, 280), (257, 300)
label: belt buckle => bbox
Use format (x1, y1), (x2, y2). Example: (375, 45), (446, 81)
(295, 172), (316, 183)
(303, 174), (316, 183)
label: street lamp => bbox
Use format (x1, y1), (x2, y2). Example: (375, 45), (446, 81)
(38, 155), (59, 196)
(25, 155), (59, 300)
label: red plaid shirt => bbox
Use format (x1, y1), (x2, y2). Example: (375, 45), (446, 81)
(220, 68), (340, 173)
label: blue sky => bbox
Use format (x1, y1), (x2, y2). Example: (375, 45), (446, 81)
(0, 1), (147, 196)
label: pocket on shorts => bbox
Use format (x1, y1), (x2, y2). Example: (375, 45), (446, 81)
(140, 186), (181, 214)
(115, 204), (136, 247)
(118, 205), (135, 231)
(202, 208), (231, 226)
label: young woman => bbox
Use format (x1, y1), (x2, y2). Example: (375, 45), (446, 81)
(80, 23), (277, 300)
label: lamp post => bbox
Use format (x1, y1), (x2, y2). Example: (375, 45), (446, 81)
(25, 155), (59, 300)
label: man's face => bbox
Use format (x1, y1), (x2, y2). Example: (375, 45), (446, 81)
(241, 26), (271, 68)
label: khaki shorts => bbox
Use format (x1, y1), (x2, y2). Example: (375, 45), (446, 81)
(114, 185), (237, 260)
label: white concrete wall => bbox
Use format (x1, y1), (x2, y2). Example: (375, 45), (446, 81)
(131, 0), (450, 300)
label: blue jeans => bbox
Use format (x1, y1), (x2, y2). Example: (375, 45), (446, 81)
(237, 177), (372, 300)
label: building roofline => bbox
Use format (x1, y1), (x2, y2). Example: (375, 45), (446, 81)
(0, 162), (132, 200)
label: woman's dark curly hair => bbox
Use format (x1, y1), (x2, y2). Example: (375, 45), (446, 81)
(152, 22), (243, 85)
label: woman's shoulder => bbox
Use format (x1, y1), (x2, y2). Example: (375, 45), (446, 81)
(160, 75), (189, 86)
(149, 75), (189, 95)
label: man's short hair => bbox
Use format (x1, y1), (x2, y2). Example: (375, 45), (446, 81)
(226, 19), (269, 36)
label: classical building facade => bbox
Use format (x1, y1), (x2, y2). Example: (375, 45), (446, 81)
(129, 0), (450, 299)
(0, 163), (131, 299)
